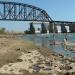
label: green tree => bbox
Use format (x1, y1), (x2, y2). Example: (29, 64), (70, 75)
(0, 28), (6, 34)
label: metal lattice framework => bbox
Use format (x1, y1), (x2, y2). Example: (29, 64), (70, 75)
(0, 1), (75, 33)
(0, 1), (52, 22)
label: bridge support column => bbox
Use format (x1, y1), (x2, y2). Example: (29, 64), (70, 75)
(61, 24), (67, 33)
(48, 22), (58, 33)
(41, 23), (47, 34)
(29, 22), (35, 34)
(48, 22), (54, 33)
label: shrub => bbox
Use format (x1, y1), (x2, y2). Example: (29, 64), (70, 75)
(0, 28), (6, 34)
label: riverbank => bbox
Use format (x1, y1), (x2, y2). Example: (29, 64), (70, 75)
(0, 35), (75, 75)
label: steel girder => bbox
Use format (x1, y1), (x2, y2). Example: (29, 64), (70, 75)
(0, 1), (52, 22)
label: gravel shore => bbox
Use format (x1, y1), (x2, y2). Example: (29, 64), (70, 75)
(0, 35), (75, 75)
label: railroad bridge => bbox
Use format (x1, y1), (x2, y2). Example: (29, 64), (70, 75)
(0, 1), (75, 33)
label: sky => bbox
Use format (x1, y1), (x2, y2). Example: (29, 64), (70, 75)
(0, 0), (75, 32)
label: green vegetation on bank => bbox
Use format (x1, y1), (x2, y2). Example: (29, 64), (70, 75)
(0, 28), (6, 34)
(25, 23), (48, 34)
(25, 23), (35, 34)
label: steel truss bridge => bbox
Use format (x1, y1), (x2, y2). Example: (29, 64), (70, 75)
(0, 1), (75, 33)
(0, 1), (52, 21)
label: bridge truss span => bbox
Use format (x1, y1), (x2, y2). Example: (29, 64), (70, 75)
(0, 1), (52, 22)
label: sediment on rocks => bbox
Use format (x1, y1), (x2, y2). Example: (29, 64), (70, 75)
(0, 35), (75, 75)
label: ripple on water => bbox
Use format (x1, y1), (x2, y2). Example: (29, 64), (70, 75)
(20, 34), (75, 58)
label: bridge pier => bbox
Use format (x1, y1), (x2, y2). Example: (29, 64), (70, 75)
(48, 22), (53, 33)
(48, 22), (58, 33)
(29, 22), (50, 34)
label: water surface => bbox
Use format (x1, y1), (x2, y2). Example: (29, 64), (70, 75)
(20, 33), (75, 58)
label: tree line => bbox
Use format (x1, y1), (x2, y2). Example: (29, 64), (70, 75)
(0, 28), (6, 34)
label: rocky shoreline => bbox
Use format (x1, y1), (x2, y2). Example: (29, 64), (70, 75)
(0, 35), (75, 75)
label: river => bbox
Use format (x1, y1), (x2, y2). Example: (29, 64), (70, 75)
(20, 33), (75, 58)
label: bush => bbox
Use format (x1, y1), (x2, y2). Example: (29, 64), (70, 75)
(24, 30), (31, 34)
(24, 23), (35, 34)
(0, 28), (6, 34)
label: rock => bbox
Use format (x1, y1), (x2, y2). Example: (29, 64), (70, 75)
(57, 72), (75, 75)
(8, 63), (13, 66)
(68, 48), (73, 51)
(71, 72), (75, 75)
(17, 59), (23, 62)
(27, 51), (31, 53)
(43, 67), (52, 71)
(9, 69), (14, 71)
(32, 65), (40, 72)
(72, 51), (75, 53)
(64, 72), (70, 75)
(45, 61), (52, 66)
(63, 72), (75, 75)
(45, 36), (48, 38)
(4, 66), (8, 70)
(59, 65), (72, 70)
(16, 48), (20, 51)
(69, 58), (75, 63)
(58, 54), (64, 58)
(65, 65), (72, 70)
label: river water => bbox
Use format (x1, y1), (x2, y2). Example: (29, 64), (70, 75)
(20, 33), (75, 58)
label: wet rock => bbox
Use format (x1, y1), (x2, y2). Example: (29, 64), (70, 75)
(68, 48), (73, 51)
(58, 54), (64, 58)
(72, 51), (75, 53)
(45, 36), (48, 38)
(66, 54), (69, 56)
